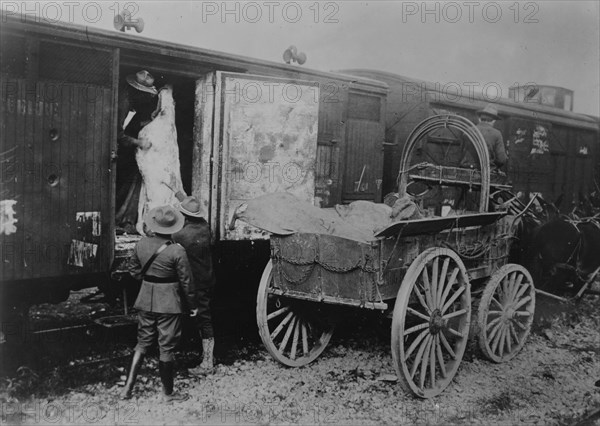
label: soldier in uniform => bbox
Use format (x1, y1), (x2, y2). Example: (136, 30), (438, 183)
(172, 194), (217, 374)
(121, 205), (197, 402)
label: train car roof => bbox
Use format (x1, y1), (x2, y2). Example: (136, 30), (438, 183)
(1, 16), (388, 93)
(340, 69), (600, 131)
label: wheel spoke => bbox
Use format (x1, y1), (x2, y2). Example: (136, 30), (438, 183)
(405, 329), (430, 359)
(436, 258), (450, 308)
(487, 320), (503, 342)
(507, 272), (517, 302)
(404, 322), (429, 336)
(501, 276), (510, 302)
(508, 322), (520, 343)
(446, 327), (464, 338)
(491, 296), (503, 310)
(290, 319), (300, 360)
(441, 286), (465, 314)
(267, 306), (290, 321)
(487, 309), (503, 316)
(422, 267), (434, 308)
(429, 335), (436, 388)
(301, 322), (309, 356)
(514, 280), (530, 301)
(442, 308), (467, 320)
(512, 318), (527, 330)
(435, 335), (447, 378)
(410, 335), (432, 378)
(491, 324), (505, 354)
(408, 306), (430, 322)
(486, 316), (502, 332)
(414, 284), (432, 314)
(514, 311), (532, 317)
(439, 267), (459, 308)
(513, 296), (532, 311)
(505, 325), (512, 354)
(278, 316), (297, 352)
(431, 258), (439, 309)
(419, 336), (433, 389)
(270, 311), (294, 340)
(439, 332), (456, 359)
(509, 273), (524, 302)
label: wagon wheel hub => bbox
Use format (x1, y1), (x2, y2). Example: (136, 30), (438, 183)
(504, 306), (516, 321)
(429, 309), (445, 335)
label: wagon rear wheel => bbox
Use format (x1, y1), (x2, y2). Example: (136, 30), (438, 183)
(391, 248), (471, 398)
(477, 264), (535, 363)
(256, 260), (334, 367)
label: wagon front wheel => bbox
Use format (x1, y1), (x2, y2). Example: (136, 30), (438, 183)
(478, 264), (535, 363)
(391, 248), (471, 398)
(256, 260), (334, 367)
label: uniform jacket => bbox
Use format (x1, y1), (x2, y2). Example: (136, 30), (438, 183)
(128, 235), (196, 314)
(172, 219), (216, 292)
(476, 122), (508, 168)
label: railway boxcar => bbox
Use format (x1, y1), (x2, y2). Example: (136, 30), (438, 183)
(340, 70), (600, 210)
(0, 17), (387, 312)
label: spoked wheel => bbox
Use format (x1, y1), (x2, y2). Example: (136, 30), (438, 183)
(391, 248), (471, 398)
(256, 260), (334, 367)
(477, 264), (535, 363)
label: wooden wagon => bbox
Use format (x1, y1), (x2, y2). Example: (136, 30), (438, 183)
(237, 115), (536, 398)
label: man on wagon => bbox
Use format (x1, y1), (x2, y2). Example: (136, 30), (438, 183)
(460, 103), (508, 172)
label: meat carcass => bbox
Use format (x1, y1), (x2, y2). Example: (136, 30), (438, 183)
(135, 85), (184, 234)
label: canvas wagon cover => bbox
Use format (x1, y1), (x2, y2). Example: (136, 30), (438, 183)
(233, 192), (377, 243)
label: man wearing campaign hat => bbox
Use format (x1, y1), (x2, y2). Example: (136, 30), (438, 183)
(121, 205), (197, 402)
(460, 103), (508, 173)
(115, 70), (160, 233)
(475, 103), (508, 169)
(172, 193), (217, 375)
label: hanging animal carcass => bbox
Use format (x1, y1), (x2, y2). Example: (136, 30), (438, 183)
(135, 85), (184, 234)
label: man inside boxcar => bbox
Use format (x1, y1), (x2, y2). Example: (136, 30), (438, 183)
(121, 205), (197, 402)
(172, 193), (217, 375)
(115, 70), (159, 233)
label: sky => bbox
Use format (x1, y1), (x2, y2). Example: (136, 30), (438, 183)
(3, 1), (600, 115)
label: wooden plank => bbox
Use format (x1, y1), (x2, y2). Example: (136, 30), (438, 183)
(194, 72), (216, 239)
(1, 78), (18, 281)
(374, 211), (506, 238)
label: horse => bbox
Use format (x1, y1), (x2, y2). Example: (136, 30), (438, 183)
(523, 213), (600, 294)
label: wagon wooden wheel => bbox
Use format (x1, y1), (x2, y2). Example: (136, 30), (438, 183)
(477, 264), (535, 363)
(256, 260), (334, 367)
(391, 248), (471, 398)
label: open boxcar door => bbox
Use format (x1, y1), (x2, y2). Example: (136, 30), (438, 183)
(194, 72), (319, 241)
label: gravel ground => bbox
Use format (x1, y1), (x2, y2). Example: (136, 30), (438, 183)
(1, 292), (599, 426)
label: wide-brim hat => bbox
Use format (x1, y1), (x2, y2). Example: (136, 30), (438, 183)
(477, 104), (500, 120)
(126, 70), (158, 95)
(144, 205), (185, 234)
(176, 196), (204, 218)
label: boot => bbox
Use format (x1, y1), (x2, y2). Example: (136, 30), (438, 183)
(159, 361), (189, 403)
(120, 350), (144, 400)
(189, 338), (215, 375)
